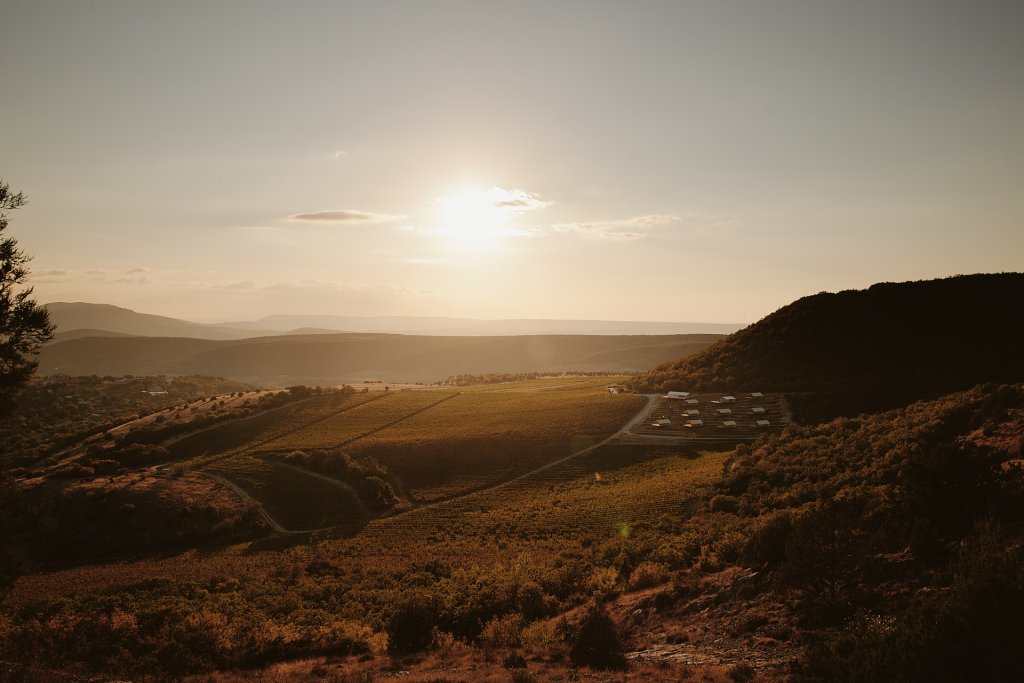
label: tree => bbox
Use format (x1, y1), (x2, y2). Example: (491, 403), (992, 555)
(0, 179), (54, 415)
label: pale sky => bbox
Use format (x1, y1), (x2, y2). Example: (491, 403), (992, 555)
(2, 0), (1022, 324)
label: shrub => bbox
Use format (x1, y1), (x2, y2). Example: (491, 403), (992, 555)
(521, 619), (561, 649)
(742, 510), (792, 568)
(569, 602), (627, 671)
(503, 652), (528, 669)
(480, 613), (524, 650)
(585, 566), (619, 599)
(627, 562), (669, 591)
(386, 595), (438, 654)
(709, 494), (739, 513)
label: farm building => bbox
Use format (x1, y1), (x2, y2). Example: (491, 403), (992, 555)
(666, 391), (691, 399)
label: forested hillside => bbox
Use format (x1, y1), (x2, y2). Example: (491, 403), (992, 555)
(629, 274), (1024, 421)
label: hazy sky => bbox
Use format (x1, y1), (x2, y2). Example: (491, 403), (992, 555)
(2, 0), (1022, 324)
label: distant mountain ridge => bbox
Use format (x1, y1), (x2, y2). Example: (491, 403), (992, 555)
(44, 303), (275, 340)
(44, 302), (744, 339)
(38, 333), (723, 386)
(627, 273), (1024, 421)
(216, 314), (743, 336)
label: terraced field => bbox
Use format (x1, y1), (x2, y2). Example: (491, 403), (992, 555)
(168, 390), (389, 463)
(179, 381), (647, 529)
(347, 388), (647, 502)
(256, 390), (460, 451)
(207, 454), (369, 533)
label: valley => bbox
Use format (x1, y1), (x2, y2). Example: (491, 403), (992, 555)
(2, 276), (1023, 683)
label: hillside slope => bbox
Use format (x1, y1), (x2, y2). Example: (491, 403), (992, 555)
(45, 302), (271, 340)
(628, 273), (1024, 420)
(39, 333), (723, 385)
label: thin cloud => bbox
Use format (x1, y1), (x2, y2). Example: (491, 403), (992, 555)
(435, 187), (551, 213)
(552, 213), (681, 240)
(287, 210), (404, 224)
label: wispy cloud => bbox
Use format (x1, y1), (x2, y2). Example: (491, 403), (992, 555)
(551, 213), (681, 240)
(287, 210), (404, 224)
(435, 187), (551, 213)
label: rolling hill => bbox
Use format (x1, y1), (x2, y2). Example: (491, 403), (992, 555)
(627, 273), (1024, 420)
(38, 333), (723, 385)
(44, 302), (273, 340)
(45, 302), (743, 340)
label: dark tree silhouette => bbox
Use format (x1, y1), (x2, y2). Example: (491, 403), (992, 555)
(0, 179), (54, 415)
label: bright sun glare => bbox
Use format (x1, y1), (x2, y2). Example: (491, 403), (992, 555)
(433, 187), (539, 250)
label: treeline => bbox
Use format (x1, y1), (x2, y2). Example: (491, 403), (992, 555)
(628, 274), (1024, 421)
(441, 370), (632, 386)
(269, 448), (400, 511)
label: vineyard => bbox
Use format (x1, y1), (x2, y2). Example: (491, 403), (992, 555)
(172, 381), (646, 525)
(346, 388), (647, 501)
(168, 389), (386, 463)
(256, 390), (459, 451)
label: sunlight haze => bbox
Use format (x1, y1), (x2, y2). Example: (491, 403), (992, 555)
(2, 0), (1021, 323)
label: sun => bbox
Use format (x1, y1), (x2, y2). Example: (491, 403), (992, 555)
(432, 186), (544, 251)
(434, 188), (511, 250)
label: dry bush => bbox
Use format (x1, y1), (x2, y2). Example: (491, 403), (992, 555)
(480, 613), (524, 650)
(628, 561), (669, 591)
